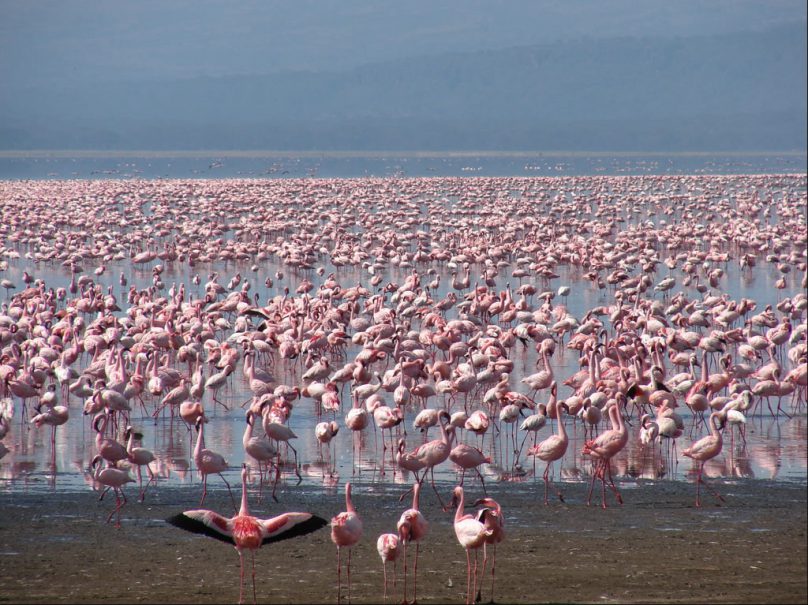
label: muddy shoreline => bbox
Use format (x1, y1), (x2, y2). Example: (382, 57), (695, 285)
(0, 478), (805, 604)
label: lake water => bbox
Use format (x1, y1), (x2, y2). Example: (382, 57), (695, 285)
(0, 150), (805, 180)
(0, 152), (805, 502)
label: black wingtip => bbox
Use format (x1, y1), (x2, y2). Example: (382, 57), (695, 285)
(262, 515), (328, 546)
(166, 512), (235, 546)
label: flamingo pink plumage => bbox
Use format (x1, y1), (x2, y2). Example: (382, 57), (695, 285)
(682, 411), (726, 507)
(582, 398), (628, 508)
(331, 482), (363, 603)
(397, 481), (429, 604)
(451, 485), (493, 605)
(376, 532), (401, 600)
(472, 496), (505, 604)
(167, 464), (326, 604)
(527, 401), (570, 505)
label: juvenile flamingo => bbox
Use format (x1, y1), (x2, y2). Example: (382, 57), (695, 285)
(167, 464), (327, 604)
(331, 482), (363, 603)
(682, 411), (726, 507)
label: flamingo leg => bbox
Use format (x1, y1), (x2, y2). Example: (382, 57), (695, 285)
(472, 549), (479, 605)
(413, 541), (420, 605)
(490, 543), (497, 603)
(465, 548), (472, 605)
(402, 541), (409, 604)
(200, 474), (208, 506)
(605, 461), (623, 505)
(429, 466), (448, 510)
(219, 472), (237, 512)
(697, 464), (725, 505)
(475, 467), (488, 495)
(250, 550), (257, 605)
(478, 544), (488, 604)
(238, 549), (245, 605)
(347, 548), (352, 604)
(586, 462), (598, 506)
(336, 546), (342, 604)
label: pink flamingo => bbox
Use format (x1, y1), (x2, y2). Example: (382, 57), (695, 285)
(30, 400), (69, 453)
(582, 398), (628, 508)
(376, 532), (401, 601)
(451, 485), (493, 605)
(92, 411), (128, 466)
(396, 437), (428, 487)
(682, 411), (726, 507)
(527, 400), (570, 505)
(193, 415), (237, 510)
(242, 411), (276, 500)
(399, 410), (454, 509)
(344, 391), (369, 474)
(449, 442), (490, 493)
(90, 454), (135, 528)
(397, 481), (429, 605)
(124, 426), (157, 502)
(331, 482), (363, 603)
(167, 464), (326, 604)
(473, 496), (505, 604)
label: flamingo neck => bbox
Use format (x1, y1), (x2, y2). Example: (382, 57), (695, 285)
(454, 488), (465, 522)
(345, 483), (355, 513)
(239, 469), (250, 516)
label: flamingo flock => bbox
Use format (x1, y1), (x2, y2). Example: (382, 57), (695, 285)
(0, 172), (806, 603)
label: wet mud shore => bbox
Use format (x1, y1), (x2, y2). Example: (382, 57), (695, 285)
(1, 478), (805, 604)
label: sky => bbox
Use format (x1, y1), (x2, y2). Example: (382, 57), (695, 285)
(3, 0), (804, 84)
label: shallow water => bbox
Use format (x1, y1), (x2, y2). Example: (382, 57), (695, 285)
(0, 162), (805, 505)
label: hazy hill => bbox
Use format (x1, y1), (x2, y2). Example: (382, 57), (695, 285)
(1, 22), (805, 151)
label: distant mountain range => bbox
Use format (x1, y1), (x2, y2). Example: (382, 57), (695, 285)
(1, 22), (805, 151)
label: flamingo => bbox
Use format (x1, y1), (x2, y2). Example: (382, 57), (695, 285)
(92, 412), (128, 466)
(344, 390), (370, 474)
(90, 454), (135, 528)
(472, 496), (505, 604)
(527, 401), (569, 505)
(193, 415), (237, 510)
(400, 410), (454, 509)
(315, 420), (340, 475)
(451, 485), (494, 605)
(682, 411), (726, 507)
(376, 532), (401, 601)
(582, 398), (628, 508)
(331, 482), (363, 604)
(397, 481), (429, 605)
(124, 426), (157, 502)
(167, 464), (327, 604)
(242, 411), (276, 499)
(449, 442), (490, 492)
(30, 400), (69, 452)
(260, 399), (302, 494)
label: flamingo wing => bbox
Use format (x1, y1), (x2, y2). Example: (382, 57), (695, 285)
(258, 512), (328, 545)
(166, 510), (236, 545)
